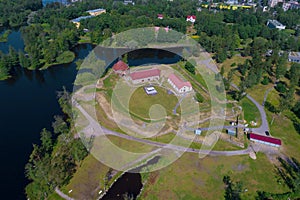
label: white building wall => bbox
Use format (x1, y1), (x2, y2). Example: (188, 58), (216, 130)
(132, 75), (159, 84)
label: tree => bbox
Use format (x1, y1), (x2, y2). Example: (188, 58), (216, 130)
(289, 63), (300, 87)
(215, 48), (227, 63)
(40, 128), (53, 153)
(185, 61), (195, 74)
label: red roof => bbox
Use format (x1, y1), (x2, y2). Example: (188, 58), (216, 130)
(157, 14), (163, 18)
(130, 69), (161, 80)
(168, 73), (192, 90)
(249, 133), (281, 145)
(187, 15), (196, 20)
(112, 60), (129, 71)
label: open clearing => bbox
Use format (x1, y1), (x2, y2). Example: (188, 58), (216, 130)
(140, 152), (289, 200)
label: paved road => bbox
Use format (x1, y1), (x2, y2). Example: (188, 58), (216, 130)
(262, 86), (274, 106)
(55, 187), (74, 200)
(75, 100), (251, 156)
(231, 83), (269, 135)
(196, 56), (269, 135)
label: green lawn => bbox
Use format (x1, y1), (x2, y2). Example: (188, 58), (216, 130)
(139, 152), (289, 200)
(267, 110), (300, 161)
(239, 97), (261, 126)
(129, 86), (179, 120)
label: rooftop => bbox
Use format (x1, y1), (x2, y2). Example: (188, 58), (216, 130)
(249, 133), (282, 145)
(168, 73), (192, 89)
(130, 68), (161, 80)
(112, 60), (129, 71)
(86, 8), (106, 13)
(289, 52), (300, 57)
(268, 19), (285, 27)
(71, 15), (94, 23)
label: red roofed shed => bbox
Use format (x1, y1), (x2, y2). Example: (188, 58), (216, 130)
(249, 133), (281, 147)
(112, 60), (129, 75)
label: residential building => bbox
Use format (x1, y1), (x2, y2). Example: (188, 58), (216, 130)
(71, 16), (94, 28)
(112, 60), (129, 75)
(268, 0), (283, 7)
(129, 69), (161, 84)
(249, 133), (282, 147)
(288, 52), (300, 63)
(157, 14), (164, 19)
(186, 15), (196, 23)
(267, 19), (286, 30)
(86, 8), (106, 16)
(168, 73), (192, 94)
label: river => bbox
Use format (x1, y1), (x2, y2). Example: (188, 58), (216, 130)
(0, 29), (93, 199)
(0, 29), (181, 199)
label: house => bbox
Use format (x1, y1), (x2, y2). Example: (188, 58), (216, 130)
(267, 19), (286, 30)
(186, 15), (196, 23)
(249, 133), (282, 147)
(268, 0), (283, 7)
(124, 0), (135, 5)
(71, 16), (94, 28)
(129, 68), (161, 84)
(157, 14), (164, 19)
(86, 8), (106, 16)
(168, 73), (192, 94)
(288, 52), (300, 63)
(112, 60), (129, 75)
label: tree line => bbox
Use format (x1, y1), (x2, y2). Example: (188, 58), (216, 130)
(25, 88), (89, 199)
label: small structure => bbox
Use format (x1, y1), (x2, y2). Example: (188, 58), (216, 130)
(86, 8), (106, 16)
(157, 14), (164, 19)
(186, 15), (196, 23)
(249, 133), (282, 147)
(194, 129), (202, 135)
(288, 52), (300, 63)
(129, 68), (161, 84)
(144, 86), (158, 95)
(124, 0), (135, 5)
(267, 19), (286, 30)
(112, 60), (129, 75)
(168, 73), (192, 94)
(227, 129), (236, 136)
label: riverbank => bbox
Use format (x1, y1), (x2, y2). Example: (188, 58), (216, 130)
(0, 30), (12, 42)
(39, 51), (75, 70)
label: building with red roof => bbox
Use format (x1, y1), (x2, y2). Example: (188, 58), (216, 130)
(249, 133), (282, 147)
(112, 60), (129, 76)
(186, 15), (196, 23)
(157, 14), (164, 19)
(129, 68), (161, 84)
(168, 73), (192, 94)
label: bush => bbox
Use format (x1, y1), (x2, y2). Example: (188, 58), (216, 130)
(275, 82), (286, 93)
(261, 76), (270, 85)
(195, 92), (204, 103)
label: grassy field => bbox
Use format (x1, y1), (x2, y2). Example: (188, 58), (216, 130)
(139, 152), (289, 200)
(246, 84), (273, 105)
(239, 97), (261, 126)
(129, 86), (179, 119)
(63, 155), (111, 200)
(267, 110), (300, 161)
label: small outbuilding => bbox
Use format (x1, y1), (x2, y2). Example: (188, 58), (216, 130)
(112, 60), (129, 76)
(249, 133), (281, 147)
